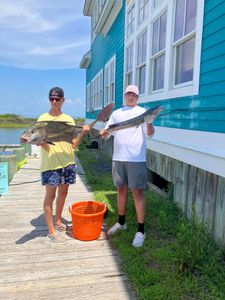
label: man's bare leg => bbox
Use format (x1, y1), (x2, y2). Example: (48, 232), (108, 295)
(117, 185), (129, 216)
(43, 185), (57, 235)
(55, 184), (69, 227)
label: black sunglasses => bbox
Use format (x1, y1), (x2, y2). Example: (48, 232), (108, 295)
(49, 97), (62, 102)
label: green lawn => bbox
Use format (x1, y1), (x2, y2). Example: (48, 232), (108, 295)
(76, 141), (225, 300)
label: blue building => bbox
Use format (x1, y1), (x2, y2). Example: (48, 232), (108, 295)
(80, 0), (225, 245)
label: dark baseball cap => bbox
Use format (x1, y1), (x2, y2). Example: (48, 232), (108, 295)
(49, 87), (64, 98)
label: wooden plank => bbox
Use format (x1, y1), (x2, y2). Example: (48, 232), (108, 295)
(0, 157), (135, 299)
(203, 172), (218, 234)
(214, 176), (225, 244)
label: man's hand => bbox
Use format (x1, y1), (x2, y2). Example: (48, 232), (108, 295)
(36, 140), (47, 146)
(36, 141), (50, 151)
(146, 123), (155, 137)
(81, 125), (90, 136)
(100, 128), (109, 139)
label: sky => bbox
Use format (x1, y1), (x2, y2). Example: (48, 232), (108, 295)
(0, 0), (91, 118)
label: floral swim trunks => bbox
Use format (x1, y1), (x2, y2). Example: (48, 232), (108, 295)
(41, 164), (76, 187)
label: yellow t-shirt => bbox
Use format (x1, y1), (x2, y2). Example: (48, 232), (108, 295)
(37, 113), (76, 172)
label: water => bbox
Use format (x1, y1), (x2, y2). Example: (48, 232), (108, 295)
(0, 128), (25, 144)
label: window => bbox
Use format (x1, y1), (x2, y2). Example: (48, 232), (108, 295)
(125, 43), (134, 87)
(104, 57), (116, 106)
(124, 0), (203, 102)
(86, 83), (91, 111)
(136, 31), (147, 94)
(138, 0), (149, 25)
(173, 0), (197, 85)
(91, 70), (103, 110)
(151, 12), (167, 91)
(127, 4), (135, 38)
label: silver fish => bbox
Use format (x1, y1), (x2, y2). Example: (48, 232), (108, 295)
(20, 103), (114, 145)
(106, 105), (163, 133)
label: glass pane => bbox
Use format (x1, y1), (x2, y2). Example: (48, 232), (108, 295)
(137, 32), (147, 65)
(174, 0), (185, 42)
(152, 19), (160, 55)
(110, 83), (114, 102)
(137, 35), (143, 65)
(138, 7), (144, 24)
(138, 65), (146, 94)
(175, 37), (195, 85)
(153, 54), (165, 90)
(159, 12), (167, 51)
(110, 60), (115, 82)
(185, 0), (197, 34)
(126, 72), (133, 86)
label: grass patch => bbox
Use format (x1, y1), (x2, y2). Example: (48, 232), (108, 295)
(76, 141), (225, 300)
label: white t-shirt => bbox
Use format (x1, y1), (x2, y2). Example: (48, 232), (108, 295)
(106, 105), (147, 162)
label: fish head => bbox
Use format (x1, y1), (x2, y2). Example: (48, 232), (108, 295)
(20, 122), (47, 144)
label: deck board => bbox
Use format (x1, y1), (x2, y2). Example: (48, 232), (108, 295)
(0, 157), (136, 300)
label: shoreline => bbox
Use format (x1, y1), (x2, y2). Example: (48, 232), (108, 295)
(0, 124), (31, 129)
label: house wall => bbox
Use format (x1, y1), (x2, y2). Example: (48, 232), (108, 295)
(97, 135), (225, 246)
(84, 0), (225, 245)
(86, 0), (125, 118)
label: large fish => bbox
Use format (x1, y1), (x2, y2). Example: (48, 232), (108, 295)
(104, 105), (163, 134)
(20, 103), (114, 145)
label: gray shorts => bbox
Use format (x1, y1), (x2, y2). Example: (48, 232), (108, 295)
(112, 161), (147, 190)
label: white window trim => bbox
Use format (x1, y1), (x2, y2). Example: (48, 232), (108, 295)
(124, 0), (205, 103)
(89, 69), (103, 111)
(125, 41), (134, 87)
(86, 83), (91, 112)
(104, 55), (116, 106)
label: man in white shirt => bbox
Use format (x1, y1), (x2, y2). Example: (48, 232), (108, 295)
(100, 85), (154, 247)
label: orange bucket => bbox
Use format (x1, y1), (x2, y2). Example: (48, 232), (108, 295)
(69, 201), (107, 241)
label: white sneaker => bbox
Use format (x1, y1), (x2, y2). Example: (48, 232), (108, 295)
(132, 232), (146, 248)
(107, 222), (127, 235)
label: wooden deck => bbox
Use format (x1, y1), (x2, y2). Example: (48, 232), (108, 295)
(0, 157), (136, 300)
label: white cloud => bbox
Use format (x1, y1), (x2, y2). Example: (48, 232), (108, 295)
(66, 97), (85, 108)
(0, 0), (91, 69)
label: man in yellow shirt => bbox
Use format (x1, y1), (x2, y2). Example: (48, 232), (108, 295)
(37, 87), (89, 242)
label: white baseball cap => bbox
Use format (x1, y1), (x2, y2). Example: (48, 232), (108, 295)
(125, 85), (139, 96)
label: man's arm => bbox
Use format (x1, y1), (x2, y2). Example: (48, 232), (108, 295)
(72, 125), (90, 149)
(99, 114), (114, 139)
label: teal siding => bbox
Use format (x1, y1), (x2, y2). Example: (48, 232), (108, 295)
(85, 0), (225, 134)
(86, 0), (125, 119)
(143, 0), (225, 134)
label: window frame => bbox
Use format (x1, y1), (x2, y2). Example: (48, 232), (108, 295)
(136, 30), (147, 95)
(127, 3), (135, 39)
(90, 69), (103, 111)
(150, 10), (167, 93)
(125, 42), (134, 87)
(172, 0), (197, 88)
(86, 83), (91, 112)
(124, 0), (204, 103)
(104, 56), (116, 107)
